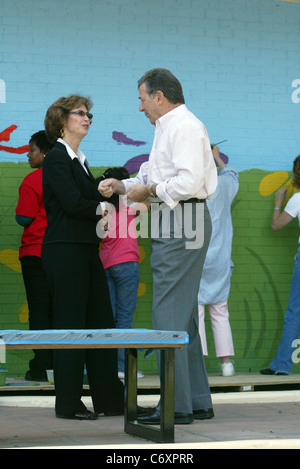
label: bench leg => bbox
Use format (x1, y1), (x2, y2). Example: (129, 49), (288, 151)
(124, 348), (175, 443)
(160, 349), (175, 442)
(124, 348), (138, 422)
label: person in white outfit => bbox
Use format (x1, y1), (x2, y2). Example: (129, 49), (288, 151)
(198, 145), (239, 377)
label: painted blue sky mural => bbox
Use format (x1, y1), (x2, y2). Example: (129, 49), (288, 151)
(0, 0), (299, 172)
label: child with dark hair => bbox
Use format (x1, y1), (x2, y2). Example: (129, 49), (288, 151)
(96, 167), (145, 378)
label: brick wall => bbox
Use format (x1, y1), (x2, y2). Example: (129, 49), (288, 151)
(1, 163), (299, 376)
(0, 0), (300, 376)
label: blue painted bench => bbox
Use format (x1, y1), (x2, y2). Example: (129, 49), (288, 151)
(0, 328), (189, 443)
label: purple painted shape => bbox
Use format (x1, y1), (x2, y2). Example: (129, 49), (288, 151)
(123, 152), (229, 175)
(219, 152), (229, 167)
(124, 154), (149, 175)
(112, 131), (146, 147)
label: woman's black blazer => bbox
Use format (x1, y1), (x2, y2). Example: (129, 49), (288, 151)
(42, 141), (103, 245)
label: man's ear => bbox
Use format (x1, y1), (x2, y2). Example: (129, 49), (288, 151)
(156, 90), (164, 104)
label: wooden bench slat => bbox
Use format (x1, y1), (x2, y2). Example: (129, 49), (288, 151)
(0, 328), (188, 348)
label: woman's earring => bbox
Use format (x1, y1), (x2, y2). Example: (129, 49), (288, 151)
(60, 128), (65, 138)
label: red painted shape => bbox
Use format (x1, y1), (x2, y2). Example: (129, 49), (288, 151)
(0, 125), (29, 154)
(0, 125), (18, 142)
(0, 144), (29, 154)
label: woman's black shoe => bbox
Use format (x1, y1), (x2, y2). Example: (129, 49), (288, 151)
(25, 370), (48, 382)
(56, 410), (98, 420)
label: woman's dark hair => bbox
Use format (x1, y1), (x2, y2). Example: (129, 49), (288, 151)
(292, 154), (300, 189)
(138, 68), (185, 104)
(95, 167), (130, 211)
(30, 130), (53, 154)
(44, 95), (93, 143)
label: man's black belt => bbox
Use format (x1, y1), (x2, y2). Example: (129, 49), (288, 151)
(179, 198), (206, 204)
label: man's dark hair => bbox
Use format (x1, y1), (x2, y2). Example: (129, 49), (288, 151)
(138, 68), (185, 104)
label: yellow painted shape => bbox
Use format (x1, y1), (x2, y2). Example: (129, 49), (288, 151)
(259, 171), (300, 206)
(19, 301), (29, 323)
(0, 249), (21, 273)
(138, 247), (147, 296)
(259, 171), (289, 196)
(281, 178), (300, 206)
(138, 281), (147, 297)
(139, 245), (146, 263)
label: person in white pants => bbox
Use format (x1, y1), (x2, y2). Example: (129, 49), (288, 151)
(198, 145), (239, 377)
(198, 300), (235, 375)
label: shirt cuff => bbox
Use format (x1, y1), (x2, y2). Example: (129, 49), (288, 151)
(156, 182), (179, 209)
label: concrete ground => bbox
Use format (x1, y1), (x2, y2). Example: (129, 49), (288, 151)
(1, 389), (300, 449)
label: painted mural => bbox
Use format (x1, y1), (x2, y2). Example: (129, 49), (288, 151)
(0, 131), (150, 318)
(0, 126), (29, 154)
(0, 0), (299, 376)
(1, 142), (299, 375)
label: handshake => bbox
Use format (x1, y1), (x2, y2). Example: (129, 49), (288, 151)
(98, 178), (155, 203)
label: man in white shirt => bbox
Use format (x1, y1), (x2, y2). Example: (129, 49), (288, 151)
(99, 68), (217, 424)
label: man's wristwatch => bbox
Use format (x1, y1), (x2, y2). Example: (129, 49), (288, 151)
(147, 184), (156, 198)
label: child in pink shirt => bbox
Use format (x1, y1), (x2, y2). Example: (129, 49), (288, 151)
(97, 167), (143, 378)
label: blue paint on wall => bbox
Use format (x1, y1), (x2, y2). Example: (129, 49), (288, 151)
(0, 0), (299, 171)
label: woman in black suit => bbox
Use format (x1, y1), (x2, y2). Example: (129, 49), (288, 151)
(42, 95), (124, 420)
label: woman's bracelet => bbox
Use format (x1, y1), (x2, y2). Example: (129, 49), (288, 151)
(274, 207), (281, 211)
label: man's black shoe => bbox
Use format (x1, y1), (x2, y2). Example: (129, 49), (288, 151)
(193, 408), (214, 420)
(137, 408), (194, 425)
(56, 410), (98, 420)
(137, 405), (156, 415)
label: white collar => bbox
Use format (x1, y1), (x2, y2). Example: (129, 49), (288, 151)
(57, 138), (88, 167)
(156, 104), (186, 132)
